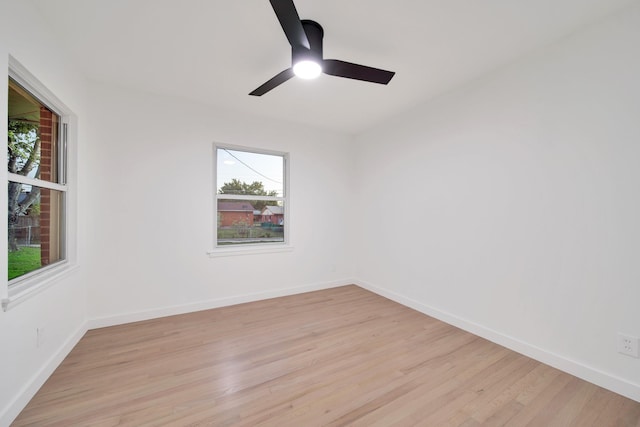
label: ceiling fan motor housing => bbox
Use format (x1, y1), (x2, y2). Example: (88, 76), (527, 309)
(293, 20), (324, 65)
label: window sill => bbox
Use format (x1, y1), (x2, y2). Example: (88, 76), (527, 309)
(2, 263), (79, 311)
(207, 245), (294, 258)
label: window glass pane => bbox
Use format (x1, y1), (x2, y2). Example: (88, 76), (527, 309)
(217, 148), (284, 197)
(217, 199), (284, 245)
(8, 183), (65, 281)
(8, 79), (60, 183)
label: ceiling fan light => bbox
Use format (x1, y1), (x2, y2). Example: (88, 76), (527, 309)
(293, 60), (322, 79)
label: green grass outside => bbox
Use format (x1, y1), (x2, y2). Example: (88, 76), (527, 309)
(8, 246), (41, 280)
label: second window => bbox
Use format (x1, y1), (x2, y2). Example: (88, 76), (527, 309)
(215, 146), (287, 247)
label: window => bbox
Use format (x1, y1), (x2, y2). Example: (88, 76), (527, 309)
(7, 76), (68, 287)
(215, 146), (287, 248)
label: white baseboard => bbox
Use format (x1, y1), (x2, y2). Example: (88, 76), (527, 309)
(0, 323), (88, 427)
(355, 279), (640, 403)
(87, 279), (354, 330)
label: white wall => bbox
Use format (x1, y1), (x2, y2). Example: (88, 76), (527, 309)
(355, 3), (640, 401)
(0, 1), (90, 424)
(84, 83), (356, 324)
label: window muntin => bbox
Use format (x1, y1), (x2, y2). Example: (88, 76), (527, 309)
(8, 78), (67, 283)
(215, 147), (287, 247)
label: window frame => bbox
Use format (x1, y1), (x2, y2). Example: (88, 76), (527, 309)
(2, 57), (77, 311)
(211, 143), (291, 256)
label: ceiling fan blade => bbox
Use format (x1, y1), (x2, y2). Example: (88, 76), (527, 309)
(249, 68), (295, 96)
(323, 59), (395, 85)
(269, 0), (310, 49)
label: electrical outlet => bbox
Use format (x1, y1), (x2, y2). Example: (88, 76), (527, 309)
(617, 333), (639, 358)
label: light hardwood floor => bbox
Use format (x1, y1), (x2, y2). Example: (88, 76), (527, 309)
(13, 285), (640, 426)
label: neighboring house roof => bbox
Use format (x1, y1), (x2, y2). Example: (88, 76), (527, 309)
(218, 201), (255, 212)
(261, 205), (284, 215)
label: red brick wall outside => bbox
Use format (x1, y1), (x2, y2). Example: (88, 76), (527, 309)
(219, 211), (254, 227)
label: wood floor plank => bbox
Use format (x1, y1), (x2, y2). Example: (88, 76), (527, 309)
(12, 285), (640, 426)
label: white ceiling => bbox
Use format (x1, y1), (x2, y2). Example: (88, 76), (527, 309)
(32, 0), (635, 135)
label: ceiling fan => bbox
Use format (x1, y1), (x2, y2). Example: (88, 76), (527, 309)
(250, 0), (396, 96)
